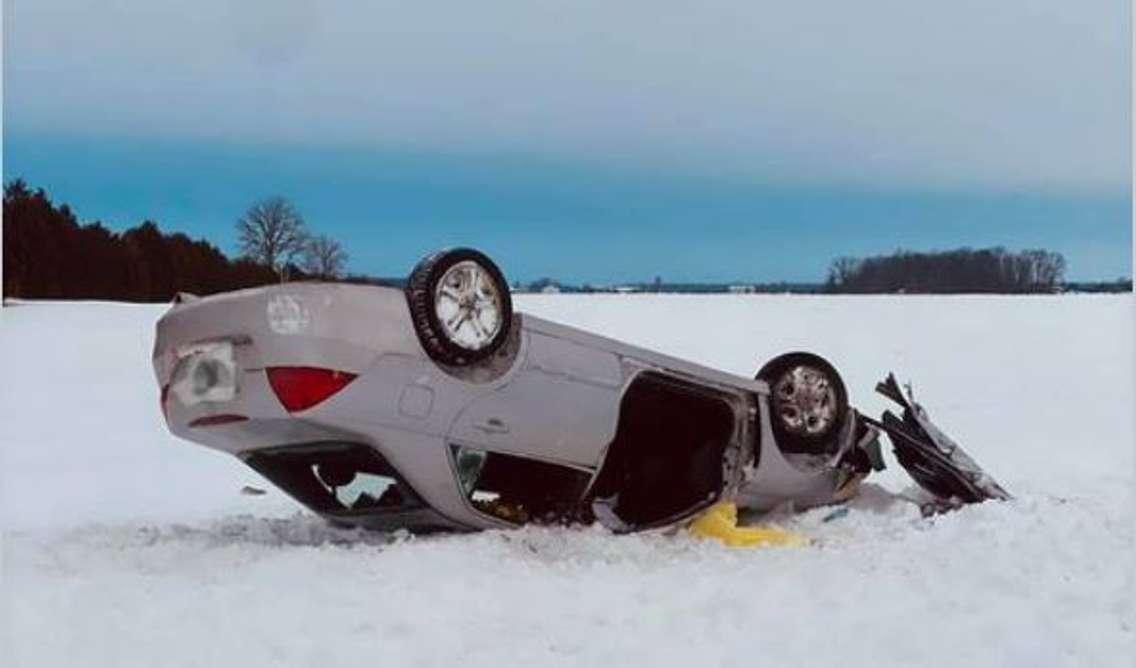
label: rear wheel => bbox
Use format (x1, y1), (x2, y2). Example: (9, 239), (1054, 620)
(757, 352), (848, 452)
(406, 248), (513, 366)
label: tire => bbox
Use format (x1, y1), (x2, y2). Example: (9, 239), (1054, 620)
(405, 248), (513, 366)
(756, 352), (848, 451)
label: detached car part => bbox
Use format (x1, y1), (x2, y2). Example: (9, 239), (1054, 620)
(867, 374), (1011, 511)
(153, 247), (1007, 534)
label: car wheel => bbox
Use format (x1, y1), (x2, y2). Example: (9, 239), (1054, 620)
(756, 352), (848, 451)
(406, 248), (513, 366)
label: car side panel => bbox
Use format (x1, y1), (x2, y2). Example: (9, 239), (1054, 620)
(520, 314), (770, 397)
(448, 331), (624, 468)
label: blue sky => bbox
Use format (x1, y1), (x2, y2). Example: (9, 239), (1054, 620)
(3, 1), (1131, 282)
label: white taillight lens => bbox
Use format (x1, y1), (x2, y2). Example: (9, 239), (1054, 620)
(170, 342), (238, 406)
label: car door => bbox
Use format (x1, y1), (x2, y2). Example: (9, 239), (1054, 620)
(447, 330), (625, 468)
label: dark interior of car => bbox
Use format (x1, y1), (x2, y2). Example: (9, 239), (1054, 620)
(455, 447), (592, 524)
(588, 372), (736, 529)
(244, 442), (422, 515)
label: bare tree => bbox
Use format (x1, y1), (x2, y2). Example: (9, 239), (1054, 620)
(302, 235), (349, 279)
(1024, 249), (1066, 291)
(826, 256), (860, 289)
(236, 197), (308, 279)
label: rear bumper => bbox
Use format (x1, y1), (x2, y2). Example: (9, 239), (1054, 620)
(151, 282), (502, 531)
(152, 282), (421, 455)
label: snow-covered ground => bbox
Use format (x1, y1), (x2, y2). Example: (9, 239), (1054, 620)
(1, 295), (1132, 667)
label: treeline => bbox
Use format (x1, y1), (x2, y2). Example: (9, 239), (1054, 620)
(1064, 278), (1133, 293)
(3, 179), (280, 301)
(827, 247), (1068, 293)
(3, 179), (1123, 301)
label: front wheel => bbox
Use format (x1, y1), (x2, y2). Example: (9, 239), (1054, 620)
(406, 248), (513, 366)
(756, 352), (848, 452)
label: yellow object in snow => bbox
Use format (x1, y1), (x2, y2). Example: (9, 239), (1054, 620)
(688, 502), (809, 548)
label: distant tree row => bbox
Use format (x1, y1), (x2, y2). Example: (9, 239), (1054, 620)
(827, 247), (1067, 293)
(2, 180), (347, 302)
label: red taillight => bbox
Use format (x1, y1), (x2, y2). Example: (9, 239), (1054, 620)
(266, 367), (357, 413)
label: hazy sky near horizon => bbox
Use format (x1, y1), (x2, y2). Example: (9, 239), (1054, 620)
(4, 1), (1131, 281)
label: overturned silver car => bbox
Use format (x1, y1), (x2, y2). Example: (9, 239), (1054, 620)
(153, 248), (1008, 533)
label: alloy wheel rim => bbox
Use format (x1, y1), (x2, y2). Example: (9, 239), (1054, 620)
(772, 365), (838, 436)
(434, 260), (504, 350)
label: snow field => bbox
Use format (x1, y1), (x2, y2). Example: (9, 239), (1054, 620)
(1, 295), (1132, 667)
